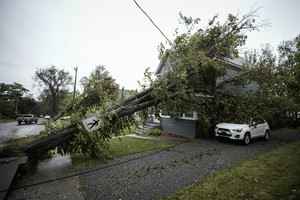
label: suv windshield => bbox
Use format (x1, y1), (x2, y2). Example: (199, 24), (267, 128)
(224, 118), (250, 124)
(18, 114), (33, 117)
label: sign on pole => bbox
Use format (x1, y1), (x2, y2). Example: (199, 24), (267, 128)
(81, 115), (102, 132)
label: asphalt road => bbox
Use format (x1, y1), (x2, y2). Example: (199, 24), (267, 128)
(0, 120), (45, 144)
(7, 128), (300, 200)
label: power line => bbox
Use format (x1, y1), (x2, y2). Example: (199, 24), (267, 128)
(132, 0), (173, 46)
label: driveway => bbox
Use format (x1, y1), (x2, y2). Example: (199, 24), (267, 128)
(7, 128), (300, 200)
(0, 120), (45, 144)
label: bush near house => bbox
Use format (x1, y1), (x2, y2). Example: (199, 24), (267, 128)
(147, 128), (162, 136)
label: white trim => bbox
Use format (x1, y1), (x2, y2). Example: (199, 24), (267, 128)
(178, 112), (198, 120)
(159, 111), (198, 120)
(159, 113), (171, 118)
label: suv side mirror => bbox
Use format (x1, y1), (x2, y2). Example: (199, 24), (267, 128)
(250, 121), (257, 127)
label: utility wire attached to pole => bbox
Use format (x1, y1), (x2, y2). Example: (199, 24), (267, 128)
(132, 0), (173, 46)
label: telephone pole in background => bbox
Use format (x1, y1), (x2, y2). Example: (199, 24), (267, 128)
(72, 66), (78, 106)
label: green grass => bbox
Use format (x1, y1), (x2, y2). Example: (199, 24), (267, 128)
(146, 128), (162, 136)
(109, 136), (174, 157)
(164, 142), (300, 200)
(0, 118), (15, 123)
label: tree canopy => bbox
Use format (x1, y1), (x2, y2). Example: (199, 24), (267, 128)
(80, 65), (119, 110)
(35, 66), (72, 115)
(0, 82), (38, 118)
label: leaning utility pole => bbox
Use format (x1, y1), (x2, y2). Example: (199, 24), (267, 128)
(72, 66), (78, 106)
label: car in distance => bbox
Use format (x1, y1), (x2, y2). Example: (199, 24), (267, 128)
(44, 115), (51, 119)
(16, 114), (38, 125)
(215, 117), (270, 145)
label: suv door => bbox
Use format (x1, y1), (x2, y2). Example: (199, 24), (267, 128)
(252, 117), (265, 137)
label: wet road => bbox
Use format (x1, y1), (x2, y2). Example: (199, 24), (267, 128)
(7, 128), (300, 200)
(0, 120), (45, 144)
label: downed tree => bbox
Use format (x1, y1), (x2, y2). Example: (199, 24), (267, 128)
(0, 88), (158, 158)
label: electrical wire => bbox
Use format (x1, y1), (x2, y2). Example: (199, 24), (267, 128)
(132, 0), (173, 46)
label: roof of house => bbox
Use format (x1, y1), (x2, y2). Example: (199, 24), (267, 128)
(155, 51), (170, 75)
(155, 52), (245, 75)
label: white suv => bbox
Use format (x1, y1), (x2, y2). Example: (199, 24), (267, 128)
(215, 117), (270, 145)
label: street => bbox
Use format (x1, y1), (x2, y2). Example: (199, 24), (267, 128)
(0, 120), (45, 144)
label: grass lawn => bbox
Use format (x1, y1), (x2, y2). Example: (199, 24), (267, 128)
(0, 118), (15, 123)
(164, 141), (300, 200)
(109, 136), (174, 157)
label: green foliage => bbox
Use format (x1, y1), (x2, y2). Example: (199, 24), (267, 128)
(155, 11), (300, 131)
(138, 67), (155, 90)
(35, 66), (72, 115)
(57, 102), (138, 158)
(68, 130), (111, 159)
(45, 118), (71, 134)
(240, 38), (300, 128)
(0, 82), (37, 118)
(36, 65), (121, 158)
(152, 11), (260, 134)
(120, 123), (137, 136)
(108, 136), (173, 157)
(147, 128), (162, 136)
(80, 65), (119, 111)
(196, 115), (210, 138)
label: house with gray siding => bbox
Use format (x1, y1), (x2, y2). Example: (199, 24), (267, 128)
(156, 54), (257, 138)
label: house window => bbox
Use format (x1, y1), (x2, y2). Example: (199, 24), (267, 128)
(184, 112), (193, 118)
(179, 112), (198, 120)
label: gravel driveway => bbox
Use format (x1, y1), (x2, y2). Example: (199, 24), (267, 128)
(7, 128), (300, 200)
(0, 121), (45, 144)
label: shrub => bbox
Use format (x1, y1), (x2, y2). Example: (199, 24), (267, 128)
(148, 128), (162, 136)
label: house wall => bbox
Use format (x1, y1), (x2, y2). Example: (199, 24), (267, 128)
(160, 117), (197, 138)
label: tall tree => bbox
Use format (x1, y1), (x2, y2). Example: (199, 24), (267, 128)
(278, 35), (300, 103)
(277, 35), (300, 121)
(35, 66), (72, 115)
(80, 65), (119, 109)
(0, 82), (29, 117)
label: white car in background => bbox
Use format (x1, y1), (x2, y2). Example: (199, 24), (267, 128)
(215, 117), (271, 145)
(44, 115), (51, 119)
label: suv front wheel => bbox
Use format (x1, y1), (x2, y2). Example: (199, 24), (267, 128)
(243, 133), (251, 145)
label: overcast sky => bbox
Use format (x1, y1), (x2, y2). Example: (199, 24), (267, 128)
(0, 0), (300, 96)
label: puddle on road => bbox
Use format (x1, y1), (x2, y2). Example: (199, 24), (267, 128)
(10, 153), (89, 200)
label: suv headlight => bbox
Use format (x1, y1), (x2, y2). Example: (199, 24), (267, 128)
(232, 129), (242, 133)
